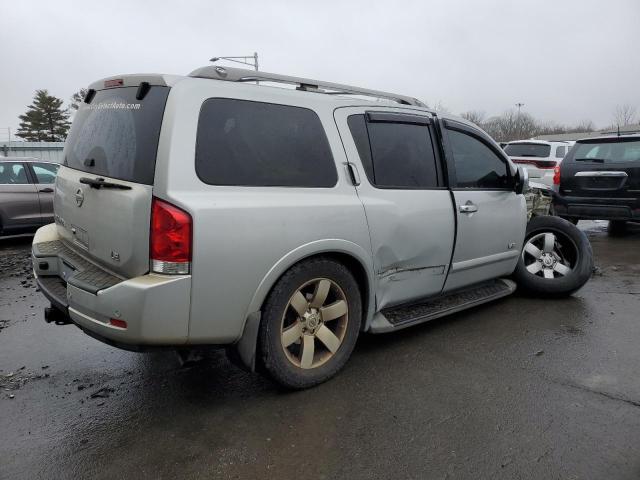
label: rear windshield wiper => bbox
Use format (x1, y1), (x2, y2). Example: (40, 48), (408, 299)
(79, 177), (132, 190)
(575, 158), (605, 163)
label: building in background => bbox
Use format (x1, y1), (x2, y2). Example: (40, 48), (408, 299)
(536, 124), (640, 142)
(0, 141), (64, 163)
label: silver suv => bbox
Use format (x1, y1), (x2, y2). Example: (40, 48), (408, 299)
(32, 66), (592, 388)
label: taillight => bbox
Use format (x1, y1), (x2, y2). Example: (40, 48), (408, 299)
(150, 197), (192, 275)
(512, 159), (557, 169)
(553, 165), (561, 186)
(109, 318), (128, 329)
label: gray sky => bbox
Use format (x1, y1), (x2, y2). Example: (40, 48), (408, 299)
(1, 0), (639, 138)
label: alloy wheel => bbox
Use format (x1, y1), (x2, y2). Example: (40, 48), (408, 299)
(522, 231), (577, 279)
(280, 278), (349, 369)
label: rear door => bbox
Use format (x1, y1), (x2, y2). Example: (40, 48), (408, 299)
(441, 120), (526, 291)
(0, 162), (40, 232)
(560, 138), (640, 198)
(56, 83), (170, 277)
(335, 107), (455, 309)
(27, 162), (60, 225)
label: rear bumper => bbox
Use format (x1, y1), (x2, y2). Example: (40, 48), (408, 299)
(32, 224), (191, 347)
(552, 193), (640, 221)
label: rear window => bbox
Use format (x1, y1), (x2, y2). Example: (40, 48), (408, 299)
(195, 99), (337, 187)
(569, 140), (640, 164)
(504, 143), (551, 158)
(64, 86), (170, 185)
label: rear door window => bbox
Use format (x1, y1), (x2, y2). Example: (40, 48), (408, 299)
(64, 86), (170, 185)
(347, 113), (439, 188)
(31, 163), (60, 184)
(0, 163), (29, 184)
(195, 99), (337, 187)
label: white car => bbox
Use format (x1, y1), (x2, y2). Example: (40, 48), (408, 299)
(505, 140), (573, 186)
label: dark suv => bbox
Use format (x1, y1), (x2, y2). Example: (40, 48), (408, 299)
(553, 135), (640, 228)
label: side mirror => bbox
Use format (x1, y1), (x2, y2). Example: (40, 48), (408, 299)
(514, 165), (529, 195)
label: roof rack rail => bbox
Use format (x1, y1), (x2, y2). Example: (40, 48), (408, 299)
(188, 65), (427, 107)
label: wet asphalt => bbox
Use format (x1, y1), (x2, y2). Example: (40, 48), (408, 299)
(1, 221), (640, 480)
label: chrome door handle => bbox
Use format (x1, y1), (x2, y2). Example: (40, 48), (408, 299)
(459, 203), (478, 213)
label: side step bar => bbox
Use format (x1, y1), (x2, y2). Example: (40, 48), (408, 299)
(370, 278), (516, 333)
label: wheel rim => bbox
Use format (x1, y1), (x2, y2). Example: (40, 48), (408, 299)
(280, 278), (349, 369)
(522, 230), (578, 280)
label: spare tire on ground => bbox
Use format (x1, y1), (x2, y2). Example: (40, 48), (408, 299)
(514, 215), (593, 297)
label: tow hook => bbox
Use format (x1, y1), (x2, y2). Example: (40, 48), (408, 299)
(44, 306), (72, 326)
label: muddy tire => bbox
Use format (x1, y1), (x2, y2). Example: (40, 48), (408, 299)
(514, 216), (593, 297)
(258, 258), (361, 389)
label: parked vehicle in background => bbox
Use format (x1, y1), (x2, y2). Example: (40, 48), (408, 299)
(31, 66), (592, 389)
(505, 140), (573, 186)
(0, 157), (59, 236)
(553, 135), (640, 230)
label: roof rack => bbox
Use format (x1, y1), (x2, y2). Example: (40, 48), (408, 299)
(189, 65), (427, 107)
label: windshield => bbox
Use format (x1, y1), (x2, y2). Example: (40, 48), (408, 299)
(571, 140), (640, 163)
(504, 143), (551, 158)
(63, 86), (170, 184)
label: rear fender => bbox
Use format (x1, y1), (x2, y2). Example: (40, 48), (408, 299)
(232, 239), (375, 372)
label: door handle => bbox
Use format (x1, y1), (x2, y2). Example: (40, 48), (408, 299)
(39, 188), (54, 193)
(345, 163), (361, 186)
(459, 202), (478, 213)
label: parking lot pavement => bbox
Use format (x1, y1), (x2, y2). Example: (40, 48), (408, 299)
(1, 221), (639, 479)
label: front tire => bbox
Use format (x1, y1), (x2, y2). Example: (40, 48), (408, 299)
(259, 258), (361, 389)
(514, 216), (593, 297)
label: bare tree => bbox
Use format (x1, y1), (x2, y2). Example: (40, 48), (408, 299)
(483, 109), (538, 142)
(69, 88), (88, 111)
(456, 107), (598, 142)
(570, 119), (596, 133)
(460, 110), (486, 126)
(424, 100), (450, 114)
(613, 104), (637, 126)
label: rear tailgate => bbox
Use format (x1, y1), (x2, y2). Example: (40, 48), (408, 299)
(54, 168), (153, 277)
(504, 143), (555, 179)
(560, 138), (640, 198)
(55, 82), (170, 279)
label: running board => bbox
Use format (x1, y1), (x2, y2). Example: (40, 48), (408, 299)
(370, 278), (516, 333)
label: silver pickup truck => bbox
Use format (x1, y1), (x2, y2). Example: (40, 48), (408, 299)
(31, 66), (593, 388)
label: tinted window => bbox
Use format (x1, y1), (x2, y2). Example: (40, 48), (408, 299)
(555, 146), (567, 158)
(196, 99), (337, 187)
(32, 163), (60, 184)
(504, 143), (551, 158)
(448, 129), (510, 189)
(64, 86), (170, 185)
(570, 140), (640, 164)
(348, 114), (439, 188)
(0, 163), (28, 184)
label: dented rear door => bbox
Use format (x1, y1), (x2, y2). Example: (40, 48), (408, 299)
(334, 107), (455, 310)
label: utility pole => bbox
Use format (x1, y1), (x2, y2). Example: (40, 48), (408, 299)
(515, 102), (525, 139)
(210, 52), (259, 71)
